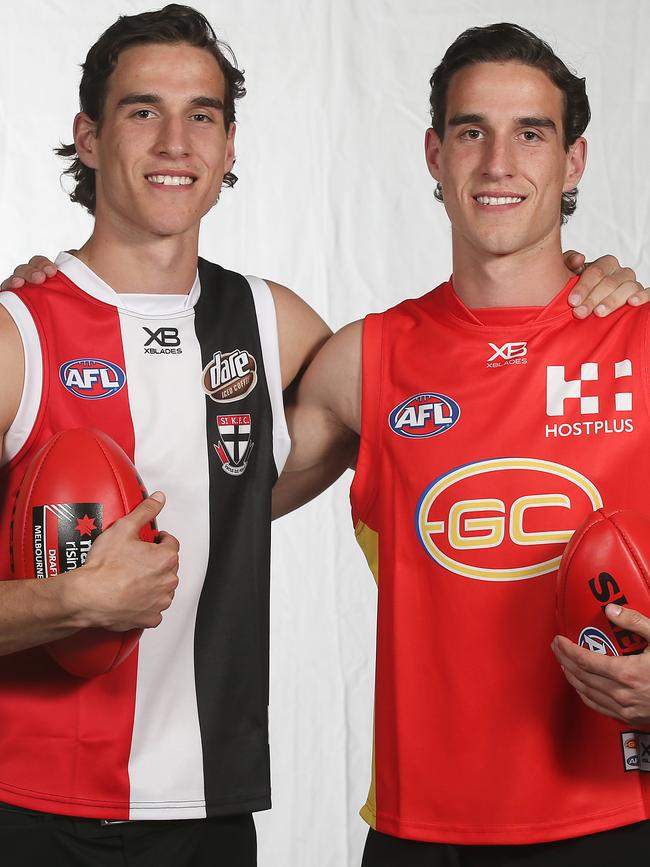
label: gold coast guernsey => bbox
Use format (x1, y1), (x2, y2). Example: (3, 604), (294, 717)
(351, 277), (650, 844)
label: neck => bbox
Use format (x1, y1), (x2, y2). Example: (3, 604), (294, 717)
(75, 225), (200, 295)
(450, 235), (573, 309)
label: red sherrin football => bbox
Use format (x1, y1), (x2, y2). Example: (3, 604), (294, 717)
(557, 508), (650, 657)
(10, 428), (157, 677)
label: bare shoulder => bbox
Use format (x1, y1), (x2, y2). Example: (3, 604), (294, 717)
(265, 280), (332, 389)
(0, 303), (24, 436)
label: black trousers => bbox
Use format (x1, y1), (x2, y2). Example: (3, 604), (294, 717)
(362, 820), (650, 867)
(0, 803), (256, 867)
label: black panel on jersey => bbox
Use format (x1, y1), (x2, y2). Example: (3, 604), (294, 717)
(193, 260), (277, 815)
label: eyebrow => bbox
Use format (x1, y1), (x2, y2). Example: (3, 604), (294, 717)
(117, 93), (225, 111)
(448, 112), (557, 132)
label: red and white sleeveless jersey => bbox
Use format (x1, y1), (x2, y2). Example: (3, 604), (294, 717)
(351, 277), (650, 844)
(0, 253), (289, 820)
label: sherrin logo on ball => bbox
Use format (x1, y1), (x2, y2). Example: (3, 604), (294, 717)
(556, 508), (650, 657)
(416, 458), (602, 582)
(60, 358), (126, 400)
(389, 392), (460, 438)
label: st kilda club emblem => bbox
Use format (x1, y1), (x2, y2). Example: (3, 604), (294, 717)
(214, 414), (254, 476)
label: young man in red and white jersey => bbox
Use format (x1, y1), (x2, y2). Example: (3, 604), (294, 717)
(271, 21), (650, 867)
(2, 15), (648, 867)
(0, 5), (342, 866)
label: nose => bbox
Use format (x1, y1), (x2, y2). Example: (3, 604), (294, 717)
(481, 134), (515, 181)
(155, 115), (190, 159)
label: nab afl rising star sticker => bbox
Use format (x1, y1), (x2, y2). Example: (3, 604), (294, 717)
(213, 414), (254, 476)
(202, 348), (258, 402)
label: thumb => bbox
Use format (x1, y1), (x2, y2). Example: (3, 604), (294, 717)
(605, 603), (650, 645)
(121, 491), (166, 534)
(563, 249), (586, 276)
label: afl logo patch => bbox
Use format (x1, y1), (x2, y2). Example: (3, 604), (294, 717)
(203, 349), (258, 403)
(59, 359), (126, 400)
(389, 393), (460, 438)
(578, 626), (619, 656)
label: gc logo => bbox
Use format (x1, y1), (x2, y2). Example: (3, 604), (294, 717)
(416, 458), (602, 581)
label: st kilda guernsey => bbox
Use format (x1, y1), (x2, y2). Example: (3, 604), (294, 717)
(0, 253), (289, 819)
(351, 277), (650, 844)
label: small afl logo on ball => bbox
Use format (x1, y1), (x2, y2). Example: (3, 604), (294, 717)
(60, 359), (126, 400)
(578, 626), (619, 656)
(389, 393), (460, 439)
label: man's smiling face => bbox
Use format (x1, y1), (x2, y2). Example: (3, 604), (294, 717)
(76, 41), (235, 244)
(425, 61), (586, 261)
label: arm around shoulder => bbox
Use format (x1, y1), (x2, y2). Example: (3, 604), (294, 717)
(272, 320), (363, 518)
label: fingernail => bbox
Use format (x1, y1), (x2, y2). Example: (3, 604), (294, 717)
(629, 296), (641, 306)
(594, 304), (607, 317)
(568, 293), (581, 306)
(150, 491), (165, 504)
(606, 603), (622, 617)
(574, 305), (589, 318)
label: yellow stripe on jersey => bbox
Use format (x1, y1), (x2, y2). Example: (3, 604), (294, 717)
(355, 520), (379, 586)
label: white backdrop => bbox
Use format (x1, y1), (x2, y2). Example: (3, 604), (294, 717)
(1, 2), (649, 865)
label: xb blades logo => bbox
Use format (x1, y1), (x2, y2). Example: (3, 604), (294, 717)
(487, 342), (527, 367)
(143, 327), (182, 355)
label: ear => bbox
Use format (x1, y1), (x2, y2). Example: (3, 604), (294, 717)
(563, 136), (587, 191)
(224, 122), (236, 176)
(73, 112), (99, 170)
(425, 127), (444, 182)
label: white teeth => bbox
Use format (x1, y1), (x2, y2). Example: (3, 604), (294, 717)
(476, 195), (523, 205)
(147, 175), (194, 186)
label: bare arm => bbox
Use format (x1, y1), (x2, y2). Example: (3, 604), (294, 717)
(273, 321), (362, 519)
(0, 306), (179, 656)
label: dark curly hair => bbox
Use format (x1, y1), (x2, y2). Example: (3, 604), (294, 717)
(56, 4), (246, 215)
(429, 23), (590, 222)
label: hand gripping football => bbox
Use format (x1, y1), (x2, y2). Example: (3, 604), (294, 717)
(557, 508), (650, 657)
(10, 428), (157, 677)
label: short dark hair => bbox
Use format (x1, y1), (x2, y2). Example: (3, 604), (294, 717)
(429, 23), (590, 222)
(57, 4), (246, 215)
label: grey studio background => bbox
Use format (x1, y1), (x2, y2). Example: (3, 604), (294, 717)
(1, 1), (649, 865)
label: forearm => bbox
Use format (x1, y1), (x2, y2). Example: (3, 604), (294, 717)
(0, 575), (86, 655)
(272, 435), (357, 519)
(273, 400), (358, 519)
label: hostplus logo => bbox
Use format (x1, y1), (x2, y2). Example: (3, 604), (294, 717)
(545, 360), (633, 438)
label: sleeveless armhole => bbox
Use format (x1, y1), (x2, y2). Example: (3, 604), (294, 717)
(350, 312), (385, 524)
(0, 293), (43, 465)
(245, 276), (291, 475)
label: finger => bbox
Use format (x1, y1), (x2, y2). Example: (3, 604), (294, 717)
(120, 492), (166, 535)
(588, 279), (644, 317)
(552, 635), (621, 681)
(570, 261), (635, 318)
(560, 663), (626, 718)
(563, 249), (586, 276)
(25, 256), (58, 282)
(627, 287), (650, 307)
(605, 603), (650, 643)
(0, 275), (26, 291)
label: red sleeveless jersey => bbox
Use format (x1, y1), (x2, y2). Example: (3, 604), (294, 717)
(351, 277), (650, 844)
(0, 255), (289, 819)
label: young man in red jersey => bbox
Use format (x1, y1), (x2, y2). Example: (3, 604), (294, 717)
(5, 13), (648, 864)
(271, 22), (650, 867)
(0, 6), (339, 866)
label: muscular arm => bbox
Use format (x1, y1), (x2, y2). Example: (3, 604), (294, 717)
(0, 306), (179, 656)
(272, 320), (362, 519)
